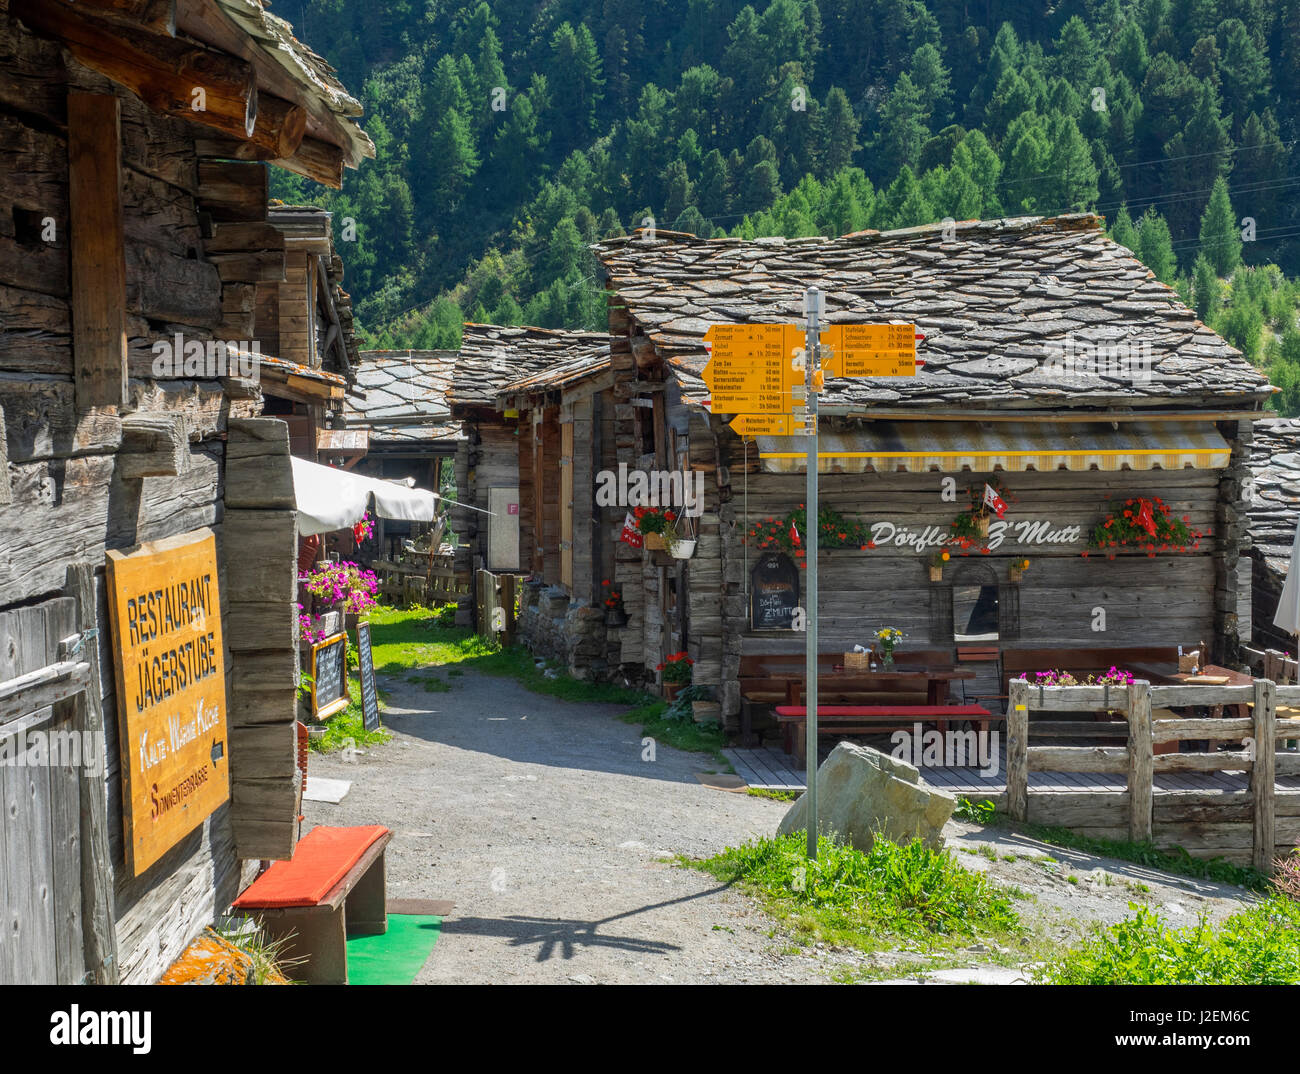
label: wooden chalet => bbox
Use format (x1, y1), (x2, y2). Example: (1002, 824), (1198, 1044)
(338, 349), (461, 556)
(574, 215), (1271, 732)
(0, 0), (369, 983)
(449, 325), (618, 667)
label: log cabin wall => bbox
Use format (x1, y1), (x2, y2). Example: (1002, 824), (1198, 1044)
(0, 12), (260, 983)
(0, 4), (365, 981)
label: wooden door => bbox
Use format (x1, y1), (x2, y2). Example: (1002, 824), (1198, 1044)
(0, 597), (85, 984)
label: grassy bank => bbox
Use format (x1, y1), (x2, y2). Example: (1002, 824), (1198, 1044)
(689, 832), (1023, 958)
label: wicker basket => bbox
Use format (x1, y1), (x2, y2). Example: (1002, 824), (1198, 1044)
(976, 514), (990, 537)
(644, 532), (668, 550)
(928, 566), (944, 582)
(844, 650), (873, 670)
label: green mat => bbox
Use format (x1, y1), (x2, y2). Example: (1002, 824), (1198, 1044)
(345, 915), (442, 985)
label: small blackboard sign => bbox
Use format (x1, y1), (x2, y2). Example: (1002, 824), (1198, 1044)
(357, 621), (380, 732)
(310, 632), (349, 720)
(751, 552), (800, 630)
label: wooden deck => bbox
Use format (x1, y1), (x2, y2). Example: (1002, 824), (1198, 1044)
(725, 740), (1300, 798)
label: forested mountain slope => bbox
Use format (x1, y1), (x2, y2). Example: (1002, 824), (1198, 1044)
(270, 0), (1300, 410)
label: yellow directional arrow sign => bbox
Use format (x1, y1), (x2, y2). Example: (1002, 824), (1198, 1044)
(729, 413), (797, 437)
(820, 323), (917, 378)
(702, 323), (802, 413)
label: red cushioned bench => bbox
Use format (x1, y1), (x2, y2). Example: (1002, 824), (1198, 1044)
(232, 825), (392, 984)
(774, 704), (998, 763)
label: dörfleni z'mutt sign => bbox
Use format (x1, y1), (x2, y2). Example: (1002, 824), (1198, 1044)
(106, 529), (230, 876)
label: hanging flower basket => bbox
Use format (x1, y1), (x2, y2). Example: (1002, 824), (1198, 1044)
(644, 532), (668, 550)
(605, 605), (628, 627)
(1086, 497), (1209, 559)
(670, 538), (696, 559)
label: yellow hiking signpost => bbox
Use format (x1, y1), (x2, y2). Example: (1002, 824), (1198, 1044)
(704, 308), (920, 860)
(701, 323), (803, 413)
(820, 323), (918, 378)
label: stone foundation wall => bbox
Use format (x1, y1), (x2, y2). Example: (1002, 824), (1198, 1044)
(517, 582), (622, 681)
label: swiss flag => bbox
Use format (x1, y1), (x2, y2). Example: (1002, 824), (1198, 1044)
(620, 512), (644, 548)
(1136, 498), (1158, 536)
(983, 484), (1007, 519)
(789, 520), (801, 548)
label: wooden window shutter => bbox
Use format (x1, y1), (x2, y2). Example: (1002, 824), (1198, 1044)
(560, 421), (573, 589)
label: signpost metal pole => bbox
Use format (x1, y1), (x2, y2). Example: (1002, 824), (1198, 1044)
(803, 286), (820, 861)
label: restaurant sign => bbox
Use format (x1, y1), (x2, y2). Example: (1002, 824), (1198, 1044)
(105, 529), (229, 876)
(869, 519), (1084, 552)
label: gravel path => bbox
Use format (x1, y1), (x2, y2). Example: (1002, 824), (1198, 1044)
(303, 669), (836, 983)
(304, 668), (1262, 985)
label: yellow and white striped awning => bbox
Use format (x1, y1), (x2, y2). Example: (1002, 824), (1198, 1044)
(755, 420), (1230, 474)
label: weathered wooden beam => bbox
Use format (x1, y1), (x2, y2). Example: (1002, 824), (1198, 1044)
(1253, 678), (1276, 873)
(1127, 681), (1153, 842)
(117, 412), (187, 479)
(63, 564), (120, 986)
(275, 134), (345, 189)
(12, 0), (259, 143)
(67, 92), (128, 411)
(73, 0), (177, 35)
(203, 220), (285, 253)
(1006, 678), (1028, 821)
(196, 159), (266, 222)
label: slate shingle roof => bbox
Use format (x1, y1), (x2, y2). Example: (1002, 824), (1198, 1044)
(1247, 417), (1300, 578)
(594, 214), (1271, 412)
(451, 324), (610, 408)
(342, 350), (460, 443)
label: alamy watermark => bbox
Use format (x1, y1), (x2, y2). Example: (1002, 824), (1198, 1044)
(151, 333), (261, 381)
(595, 463), (704, 517)
(890, 723), (1000, 779)
(0, 727), (102, 776)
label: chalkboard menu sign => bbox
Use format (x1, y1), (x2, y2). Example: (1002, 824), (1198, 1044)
(357, 621), (380, 732)
(310, 633), (349, 720)
(751, 553), (800, 629)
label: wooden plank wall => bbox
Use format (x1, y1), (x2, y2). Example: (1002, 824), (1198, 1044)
(0, 12), (261, 983)
(0, 598), (82, 985)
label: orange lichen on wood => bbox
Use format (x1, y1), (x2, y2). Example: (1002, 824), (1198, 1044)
(157, 928), (287, 985)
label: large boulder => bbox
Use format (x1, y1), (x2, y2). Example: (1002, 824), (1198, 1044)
(777, 742), (957, 851)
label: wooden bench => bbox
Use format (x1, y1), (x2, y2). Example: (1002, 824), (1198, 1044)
(739, 650), (955, 745)
(774, 703), (997, 762)
(232, 824), (391, 984)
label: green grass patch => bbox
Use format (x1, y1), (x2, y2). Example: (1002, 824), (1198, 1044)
(747, 787), (801, 802)
(1038, 896), (1300, 984)
(954, 798), (998, 824)
(1022, 824), (1272, 893)
(309, 674), (393, 753)
(620, 697), (728, 764)
(688, 832), (1021, 953)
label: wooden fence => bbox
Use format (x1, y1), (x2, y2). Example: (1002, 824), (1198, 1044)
(374, 551), (470, 608)
(1006, 678), (1300, 872)
(475, 569), (518, 643)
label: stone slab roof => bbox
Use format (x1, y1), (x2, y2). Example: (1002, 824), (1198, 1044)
(594, 214), (1271, 413)
(451, 324), (610, 408)
(1247, 417), (1300, 578)
(342, 350), (461, 443)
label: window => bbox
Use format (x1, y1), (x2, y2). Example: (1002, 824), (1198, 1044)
(929, 563), (1020, 644)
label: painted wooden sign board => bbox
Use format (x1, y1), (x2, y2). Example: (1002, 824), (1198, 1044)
(311, 632), (349, 720)
(751, 552), (800, 629)
(356, 621), (380, 732)
(105, 529), (230, 877)
(820, 324), (917, 377)
(702, 323), (801, 413)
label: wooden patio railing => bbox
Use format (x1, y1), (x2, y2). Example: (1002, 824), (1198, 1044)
(1005, 678), (1300, 873)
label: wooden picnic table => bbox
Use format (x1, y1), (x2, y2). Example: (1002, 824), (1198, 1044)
(1129, 662), (1252, 748)
(781, 665), (975, 707)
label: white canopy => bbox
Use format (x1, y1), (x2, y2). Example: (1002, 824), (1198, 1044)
(1275, 515), (1300, 637)
(291, 456), (439, 536)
